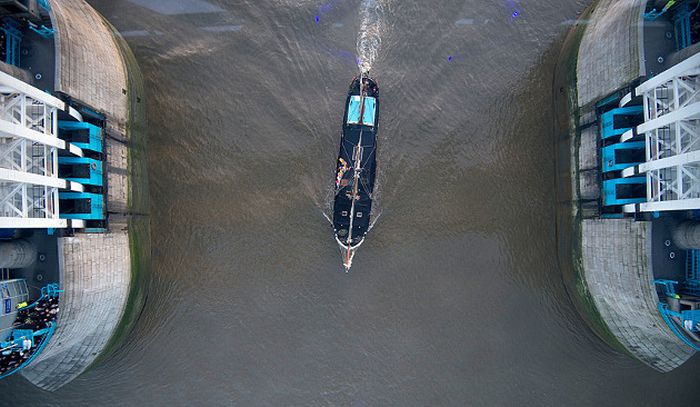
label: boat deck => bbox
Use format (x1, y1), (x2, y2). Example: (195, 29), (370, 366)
(332, 76), (379, 246)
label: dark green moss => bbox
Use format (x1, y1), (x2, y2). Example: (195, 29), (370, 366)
(553, 0), (631, 357)
(88, 16), (151, 368)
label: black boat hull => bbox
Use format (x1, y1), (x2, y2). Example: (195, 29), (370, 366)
(332, 75), (379, 247)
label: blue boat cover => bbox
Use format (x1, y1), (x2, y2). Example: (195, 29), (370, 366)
(347, 96), (361, 124)
(346, 96), (377, 126)
(363, 97), (376, 126)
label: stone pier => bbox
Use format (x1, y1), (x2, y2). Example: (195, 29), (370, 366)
(19, 0), (144, 390)
(556, 0), (696, 372)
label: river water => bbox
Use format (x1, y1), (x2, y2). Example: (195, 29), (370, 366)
(2, 0), (700, 405)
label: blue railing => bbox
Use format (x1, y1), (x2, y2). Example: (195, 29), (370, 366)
(18, 283), (62, 310)
(655, 279), (679, 296)
(657, 303), (700, 352)
(645, 0), (679, 21)
(28, 22), (55, 39)
(0, 322), (56, 380)
(0, 284), (61, 379)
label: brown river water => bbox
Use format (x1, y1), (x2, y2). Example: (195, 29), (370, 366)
(2, 0), (700, 405)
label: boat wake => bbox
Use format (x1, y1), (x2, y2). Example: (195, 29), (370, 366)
(322, 210), (333, 226)
(356, 0), (384, 235)
(356, 0), (384, 72)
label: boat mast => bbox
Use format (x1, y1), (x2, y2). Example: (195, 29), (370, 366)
(343, 72), (366, 269)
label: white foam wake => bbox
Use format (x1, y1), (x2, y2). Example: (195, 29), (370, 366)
(356, 0), (383, 72)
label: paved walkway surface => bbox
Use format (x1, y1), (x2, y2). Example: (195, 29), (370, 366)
(582, 219), (694, 371)
(21, 233), (131, 391)
(577, 0), (646, 107)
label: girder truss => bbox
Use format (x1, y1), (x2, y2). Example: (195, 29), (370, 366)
(0, 181), (58, 221)
(0, 71), (83, 228)
(622, 54), (700, 213)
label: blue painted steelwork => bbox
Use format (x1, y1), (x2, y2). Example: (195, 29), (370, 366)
(0, 322), (56, 380)
(28, 22), (54, 39)
(676, 309), (700, 331)
(600, 213), (625, 219)
(602, 141), (645, 173)
(600, 105), (643, 140)
(41, 283), (62, 298)
(595, 93), (620, 108)
(0, 283), (60, 378)
(658, 303), (700, 351)
(675, 2), (691, 50)
(673, 2), (700, 50)
(58, 156), (103, 186)
(1, 18), (22, 67)
(655, 279), (679, 296)
(662, 307), (700, 331)
(602, 177), (646, 206)
(38, 0), (51, 11)
(16, 283), (62, 312)
(0, 327), (48, 352)
(83, 227), (108, 233)
(58, 121), (102, 153)
(59, 192), (104, 221)
(685, 249), (700, 295)
(645, 0), (679, 20)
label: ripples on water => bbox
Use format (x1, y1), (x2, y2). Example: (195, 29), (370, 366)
(2, 0), (700, 405)
(356, 0), (383, 72)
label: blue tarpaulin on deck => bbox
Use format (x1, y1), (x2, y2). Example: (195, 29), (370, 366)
(347, 96), (361, 124)
(362, 97), (376, 126)
(347, 96), (377, 126)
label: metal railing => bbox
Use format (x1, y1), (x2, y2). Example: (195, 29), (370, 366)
(658, 303), (700, 351)
(0, 322), (55, 380)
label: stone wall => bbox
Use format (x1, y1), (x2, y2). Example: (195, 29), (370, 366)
(21, 233), (131, 390)
(577, 0), (646, 107)
(582, 219), (695, 371)
(49, 0), (128, 123)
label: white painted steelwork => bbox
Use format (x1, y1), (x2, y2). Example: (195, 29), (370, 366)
(622, 55), (700, 213)
(0, 71), (84, 228)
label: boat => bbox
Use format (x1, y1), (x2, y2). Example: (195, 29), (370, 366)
(332, 72), (379, 271)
